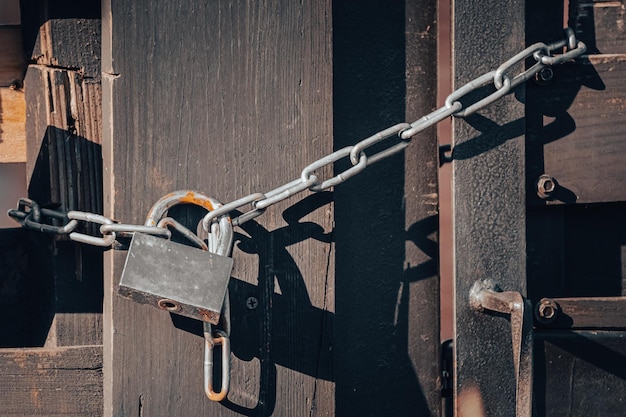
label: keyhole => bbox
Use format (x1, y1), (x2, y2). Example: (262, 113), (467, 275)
(158, 298), (181, 311)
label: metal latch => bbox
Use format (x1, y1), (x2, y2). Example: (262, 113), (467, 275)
(470, 280), (533, 417)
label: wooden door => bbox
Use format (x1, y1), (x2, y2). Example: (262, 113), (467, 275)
(102, 1), (440, 416)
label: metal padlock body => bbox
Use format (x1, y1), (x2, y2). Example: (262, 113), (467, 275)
(118, 191), (233, 324)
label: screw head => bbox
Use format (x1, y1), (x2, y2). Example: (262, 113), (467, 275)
(246, 296), (259, 310)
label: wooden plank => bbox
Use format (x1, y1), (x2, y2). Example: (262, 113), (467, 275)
(534, 331), (626, 417)
(527, 58), (626, 205)
(0, 86), (26, 162)
(535, 297), (626, 329)
(0, 26), (25, 87)
(0, 26), (26, 162)
(404, 1), (441, 415)
(0, 346), (102, 416)
(26, 66), (103, 210)
(452, 1), (527, 416)
(525, 1), (626, 205)
(24, 65), (103, 347)
(19, 0), (101, 80)
(570, 0), (626, 55)
(104, 1), (334, 416)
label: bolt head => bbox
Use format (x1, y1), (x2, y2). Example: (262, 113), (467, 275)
(535, 67), (554, 85)
(535, 298), (559, 324)
(537, 174), (558, 199)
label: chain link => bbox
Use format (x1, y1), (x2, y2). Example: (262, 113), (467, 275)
(7, 28), (586, 247)
(201, 27), (585, 229)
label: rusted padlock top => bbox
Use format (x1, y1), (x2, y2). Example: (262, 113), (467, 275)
(144, 190), (220, 226)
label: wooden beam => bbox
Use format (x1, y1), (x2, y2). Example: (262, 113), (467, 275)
(0, 26), (26, 162)
(0, 346), (102, 417)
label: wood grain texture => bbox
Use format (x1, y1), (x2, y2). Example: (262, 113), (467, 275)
(526, 0), (626, 205)
(0, 346), (103, 416)
(570, 0), (626, 55)
(0, 26), (26, 162)
(104, 1), (334, 416)
(24, 64), (103, 348)
(104, 1), (439, 416)
(525, 3), (626, 415)
(534, 331), (626, 417)
(0, 26), (25, 87)
(0, 87), (26, 162)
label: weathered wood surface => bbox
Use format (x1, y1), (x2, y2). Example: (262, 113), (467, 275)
(20, 0), (101, 81)
(571, 0), (626, 55)
(25, 65), (103, 348)
(536, 297), (626, 329)
(1, 3), (104, 416)
(0, 26), (24, 86)
(104, 2), (334, 416)
(0, 346), (103, 416)
(526, 6), (626, 205)
(530, 58), (626, 205)
(534, 331), (626, 417)
(0, 26), (26, 162)
(452, 1), (527, 416)
(103, 0), (439, 416)
(524, 2), (626, 416)
(0, 87), (26, 162)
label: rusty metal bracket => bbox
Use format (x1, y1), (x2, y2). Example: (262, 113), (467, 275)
(470, 280), (533, 417)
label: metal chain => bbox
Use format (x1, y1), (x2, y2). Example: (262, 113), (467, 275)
(201, 27), (586, 229)
(7, 28), (586, 247)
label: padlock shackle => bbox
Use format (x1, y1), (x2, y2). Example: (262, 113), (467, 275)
(204, 326), (231, 402)
(144, 190), (221, 226)
(144, 190), (233, 255)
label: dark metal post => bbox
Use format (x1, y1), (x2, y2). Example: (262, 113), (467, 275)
(452, 1), (527, 415)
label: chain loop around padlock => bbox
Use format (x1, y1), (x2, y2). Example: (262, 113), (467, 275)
(202, 197), (234, 402)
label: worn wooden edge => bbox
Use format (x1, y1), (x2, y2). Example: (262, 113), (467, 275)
(536, 296), (626, 329)
(0, 25), (25, 87)
(0, 345), (103, 416)
(404, 0), (441, 415)
(0, 86), (26, 162)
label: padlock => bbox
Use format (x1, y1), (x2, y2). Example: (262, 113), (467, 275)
(118, 191), (234, 324)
